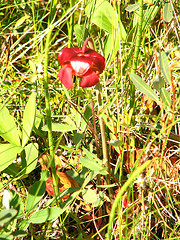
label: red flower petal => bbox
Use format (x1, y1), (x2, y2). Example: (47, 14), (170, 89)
(80, 69), (99, 88)
(58, 65), (73, 89)
(58, 47), (81, 64)
(84, 49), (105, 73)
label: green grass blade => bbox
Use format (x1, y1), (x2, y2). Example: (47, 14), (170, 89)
(106, 160), (151, 240)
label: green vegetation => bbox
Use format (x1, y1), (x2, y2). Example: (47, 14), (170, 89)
(0, 0), (180, 239)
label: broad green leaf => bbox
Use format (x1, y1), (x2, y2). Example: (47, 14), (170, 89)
(42, 123), (77, 132)
(129, 73), (159, 103)
(0, 144), (23, 171)
(82, 189), (98, 204)
(73, 133), (84, 145)
(82, 147), (102, 162)
(85, 0), (126, 39)
(160, 88), (172, 111)
(80, 157), (107, 175)
(22, 92), (36, 147)
(81, 171), (98, 189)
(163, 2), (173, 22)
(22, 143), (38, 175)
(34, 110), (43, 129)
(160, 51), (171, 85)
(25, 180), (46, 212)
(0, 209), (17, 226)
(64, 115), (77, 128)
(14, 15), (30, 30)
(12, 230), (27, 238)
(0, 104), (20, 146)
(85, 0), (115, 33)
(3, 163), (19, 176)
(29, 207), (63, 224)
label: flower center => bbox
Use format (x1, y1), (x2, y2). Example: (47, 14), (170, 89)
(71, 61), (90, 75)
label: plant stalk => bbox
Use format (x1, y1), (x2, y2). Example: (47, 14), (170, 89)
(68, 0), (74, 47)
(130, 0), (143, 108)
(44, 2), (59, 197)
(96, 83), (109, 167)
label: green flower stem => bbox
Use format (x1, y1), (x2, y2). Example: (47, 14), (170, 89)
(130, 0), (143, 108)
(44, 27), (59, 197)
(96, 83), (109, 167)
(68, 0), (74, 48)
(96, 83), (111, 199)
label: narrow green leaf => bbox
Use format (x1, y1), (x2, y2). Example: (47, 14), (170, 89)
(160, 88), (172, 111)
(129, 73), (159, 103)
(160, 51), (171, 85)
(22, 143), (38, 175)
(0, 104), (20, 146)
(125, 3), (139, 12)
(22, 92), (36, 147)
(25, 180), (46, 212)
(14, 16), (30, 29)
(30, 207), (63, 224)
(42, 123), (77, 132)
(0, 144), (23, 171)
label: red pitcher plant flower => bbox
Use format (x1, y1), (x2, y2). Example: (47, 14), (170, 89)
(58, 37), (105, 88)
